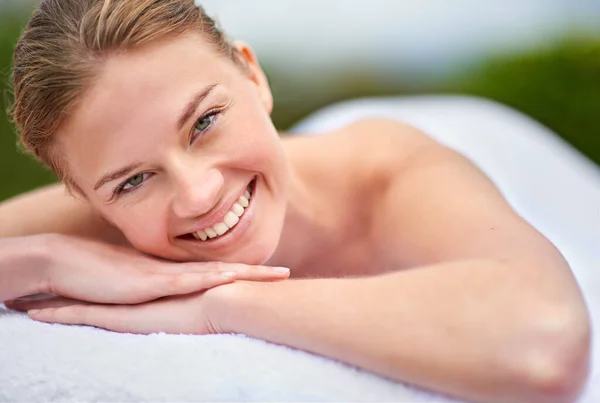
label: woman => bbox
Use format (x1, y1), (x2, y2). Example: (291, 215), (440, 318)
(0, 1), (591, 402)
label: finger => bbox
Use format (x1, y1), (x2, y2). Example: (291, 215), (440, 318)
(9, 293), (57, 301)
(3, 293), (57, 306)
(148, 261), (239, 274)
(146, 271), (238, 299)
(6, 296), (89, 312)
(151, 262), (291, 281)
(152, 262), (291, 282)
(232, 266), (290, 281)
(27, 298), (196, 335)
(28, 304), (137, 333)
(148, 263), (215, 274)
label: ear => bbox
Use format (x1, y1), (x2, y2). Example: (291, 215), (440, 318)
(232, 41), (274, 115)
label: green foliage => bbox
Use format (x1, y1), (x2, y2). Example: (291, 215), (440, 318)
(0, 10), (57, 202)
(267, 67), (413, 131)
(0, 6), (597, 203)
(443, 37), (600, 165)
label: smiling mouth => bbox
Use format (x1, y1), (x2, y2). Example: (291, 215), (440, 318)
(179, 178), (255, 243)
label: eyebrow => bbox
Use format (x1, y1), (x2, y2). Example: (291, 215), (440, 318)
(93, 84), (219, 192)
(94, 162), (143, 191)
(177, 83), (219, 131)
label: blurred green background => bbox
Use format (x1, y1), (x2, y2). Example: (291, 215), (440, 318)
(1, 0), (599, 202)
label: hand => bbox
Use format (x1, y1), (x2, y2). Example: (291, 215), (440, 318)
(6, 292), (213, 335)
(2, 234), (289, 304)
(5, 282), (244, 335)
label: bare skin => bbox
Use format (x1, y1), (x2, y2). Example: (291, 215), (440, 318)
(0, 33), (591, 403)
(1, 121), (591, 403)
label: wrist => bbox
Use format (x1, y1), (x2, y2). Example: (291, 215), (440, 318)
(203, 280), (263, 334)
(0, 234), (56, 300)
(28, 234), (65, 290)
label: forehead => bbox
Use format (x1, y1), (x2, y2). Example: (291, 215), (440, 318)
(83, 33), (234, 115)
(58, 34), (237, 188)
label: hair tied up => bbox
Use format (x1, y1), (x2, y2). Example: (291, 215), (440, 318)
(10, 0), (237, 181)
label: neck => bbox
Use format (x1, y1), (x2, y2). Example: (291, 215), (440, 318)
(265, 151), (330, 276)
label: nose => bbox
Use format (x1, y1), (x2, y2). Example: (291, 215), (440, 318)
(171, 163), (225, 220)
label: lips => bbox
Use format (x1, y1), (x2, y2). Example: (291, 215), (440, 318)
(177, 178), (256, 243)
(191, 183), (252, 241)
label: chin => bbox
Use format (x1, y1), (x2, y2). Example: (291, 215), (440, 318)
(204, 226), (282, 265)
(133, 178), (287, 265)
(138, 218), (282, 265)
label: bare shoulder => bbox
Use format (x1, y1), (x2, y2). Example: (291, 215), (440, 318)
(319, 117), (501, 192)
(287, 118), (573, 283)
(350, 121), (567, 272)
(325, 117), (439, 163)
(283, 117), (471, 210)
(285, 118), (444, 179)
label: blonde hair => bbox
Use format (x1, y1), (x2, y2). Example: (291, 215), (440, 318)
(10, 0), (237, 180)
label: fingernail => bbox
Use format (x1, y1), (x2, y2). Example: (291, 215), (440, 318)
(272, 267), (290, 273)
(222, 271), (238, 278)
(28, 309), (41, 315)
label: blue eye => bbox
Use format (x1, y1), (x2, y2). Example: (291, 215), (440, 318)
(190, 110), (220, 144)
(195, 115), (213, 132)
(114, 172), (152, 196)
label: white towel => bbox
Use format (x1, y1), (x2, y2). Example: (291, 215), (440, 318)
(0, 304), (455, 402)
(1, 95), (598, 402)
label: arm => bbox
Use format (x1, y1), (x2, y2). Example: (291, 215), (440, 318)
(0, 233), (290, 303)
(211, 132), (590, 403)
(216, 266), (588, 403)
(0, 183), (126, 244)
(15, 123), (590, 402)
(0, 236), (47, 301)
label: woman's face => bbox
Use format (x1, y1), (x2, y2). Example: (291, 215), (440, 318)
(58, 34), (289, 264)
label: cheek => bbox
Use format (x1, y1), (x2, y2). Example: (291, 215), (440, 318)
(238, 137), (279, 170)
(229, 93), (282, 166)
(231, 116), (284, 171)
(109, 204), (171, 248)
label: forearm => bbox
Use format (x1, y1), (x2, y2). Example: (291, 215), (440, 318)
(0, 184), (126, 244)
(0, 236), (49, 301)
(213, 260), (590, 403)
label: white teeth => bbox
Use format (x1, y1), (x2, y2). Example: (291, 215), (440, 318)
(189, 185), (253, 241)
(196, 230), (208, 241)
(213, 222), (229, 236)
(232, 203), (244, 217)
(238, 195), (249, 208)
(224, 211), (240, 228)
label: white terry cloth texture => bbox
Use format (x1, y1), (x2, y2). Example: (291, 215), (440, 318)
(0, 95), (598, 402)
